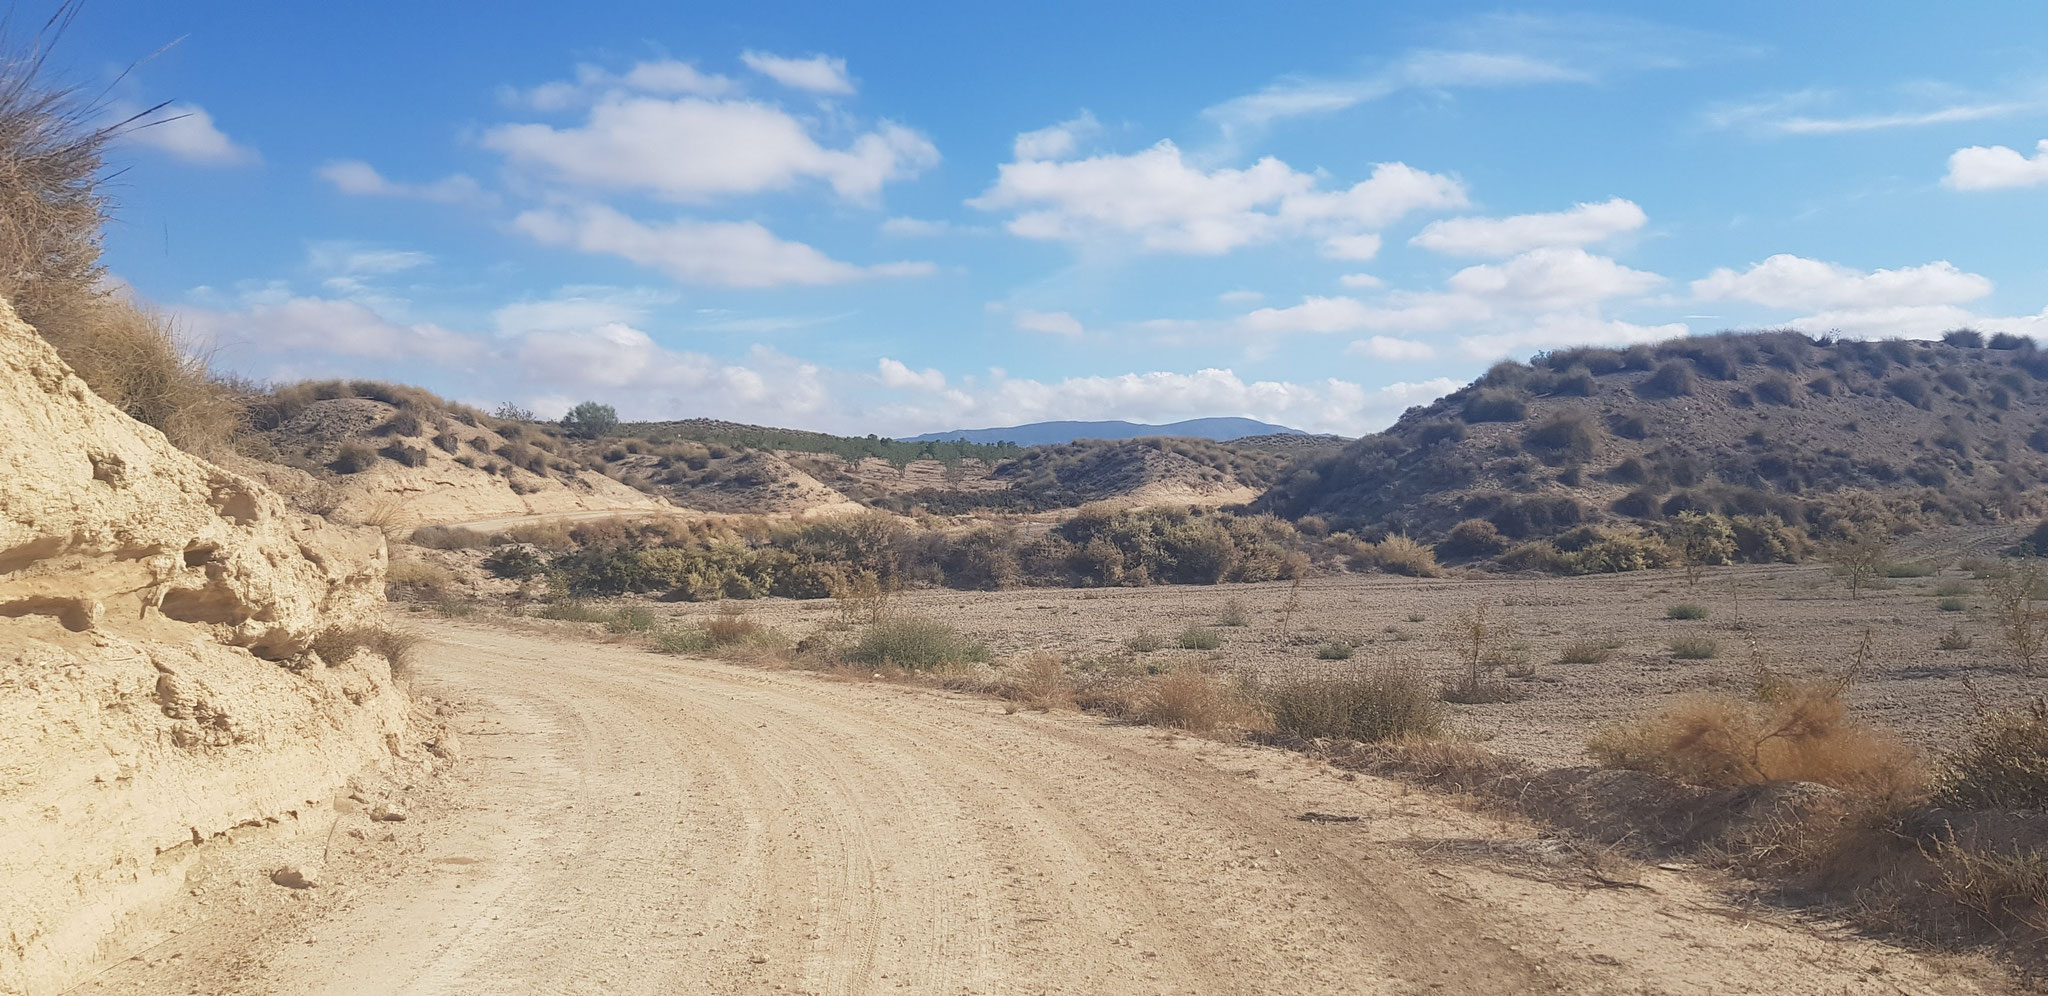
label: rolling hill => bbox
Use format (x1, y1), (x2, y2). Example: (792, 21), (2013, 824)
(1257, 329), (2048, 558)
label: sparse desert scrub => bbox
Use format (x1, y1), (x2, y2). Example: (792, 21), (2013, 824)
(1177, 625), (1223, 650)
(535, 600), (610, 623)
(499, 522), (575, 552)
(1124, 630), (1166, 653)
(1313, 641), (1354, 660)
(1667, 635), (1719, 659)
(1217, 597), (1249, 627)
(1263, 669), (1442, 743)
(1938, 597), (1967, 613)
(1666, 603), (1709, 621)
(1557, 639), (1618, 665)
(848, 615), (989, 670)
(1989, 563), (2048, 673)
(482, 545), (547, 580)
(407, 524), (493, 549)
(1440, 606), (1522, 704)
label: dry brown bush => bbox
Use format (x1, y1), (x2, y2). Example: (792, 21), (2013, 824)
(1129, 668), (1264, 733)
(1001, 652), (1071, 709)
(498, 522), (575, 552)
(385, 559), (454, 596)
(36, 297), (244, 453)
(1589, 639), (1926, 801)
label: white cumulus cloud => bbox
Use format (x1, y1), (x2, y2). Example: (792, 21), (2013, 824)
(1944, 138), (2048, 191)
(1691, 254), (1991, 310)
(877, 357), (946, 390)
(970, 139), (1465, 254)
(484, 97), (937, 204)
(1411, 198), (1645, 256)
(122, 103), (259, 166)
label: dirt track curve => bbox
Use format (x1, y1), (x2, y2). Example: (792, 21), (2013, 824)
(76, 624), (2010, 996)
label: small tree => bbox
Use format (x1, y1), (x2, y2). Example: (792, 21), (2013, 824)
(1668, 511), (1734, 588)
(560, 401), (619, 439)
(1830, 536), (1889, 600)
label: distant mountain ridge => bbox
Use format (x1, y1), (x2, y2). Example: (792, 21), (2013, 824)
(902, 417), (1310, 447)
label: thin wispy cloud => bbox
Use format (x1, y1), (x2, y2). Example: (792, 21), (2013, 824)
(1705, 86), (2044, 135)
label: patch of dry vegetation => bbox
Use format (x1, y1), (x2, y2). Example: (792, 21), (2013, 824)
(0, 12), (243, 453)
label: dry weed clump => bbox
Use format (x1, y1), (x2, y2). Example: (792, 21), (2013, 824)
(1934, 700), (2048, 811)
(310, 625), (422, 677)
(1589, 637), (1926, 800)
(1557, 639), (1618, 665)
(1263, 669), (1442, 743)
(1000, 652), (1071, 710)
(1989, 563), (2048, 673)
(1129, 668), (1263, 733)
(385, 559), (455, 597)
(1176, 625), (1223, 650)
(1353, 533), (1440, 577)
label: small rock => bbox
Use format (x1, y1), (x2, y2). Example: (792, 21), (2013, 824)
(270, 865), (317, 889)
(748, 955), (769, 965)
(369, 803), (407, 822)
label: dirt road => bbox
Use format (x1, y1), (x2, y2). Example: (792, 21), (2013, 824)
(78, 624), (2009, 995)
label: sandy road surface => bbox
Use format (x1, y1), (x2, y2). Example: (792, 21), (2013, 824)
(79, 624), (2010, 996)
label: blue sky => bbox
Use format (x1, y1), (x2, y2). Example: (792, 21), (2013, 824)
(71, 1), (2048, 435)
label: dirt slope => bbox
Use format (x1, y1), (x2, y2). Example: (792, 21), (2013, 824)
(76, 624), (2011, 996)
(0, 301), (420, 995)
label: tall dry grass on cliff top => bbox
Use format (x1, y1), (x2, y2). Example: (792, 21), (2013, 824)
(0, 4), (241, 453)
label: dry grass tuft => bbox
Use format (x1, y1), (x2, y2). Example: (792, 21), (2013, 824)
(407, 525), (493, 550)
(1263, 669), (1442, 743)
(1130, 668), (1263, 733)
(385, 559), (454, 596)
(1002, 652), (1071, 709)
(848, 615), (988, 670)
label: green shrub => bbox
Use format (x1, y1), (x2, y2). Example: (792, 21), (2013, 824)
(605, 606), (658, 633)
(1313, 641), (1354, 660)
(1264, 670), (1442, 742)
(651, 626), (712, 655)
(1667, 603), (1709, 620)
(482, 545), (547, 579)
(1939, 597), (1968, 613)
(849, 616), (990, 670)
(1668, 635), (1719, 659)
(1177, 626), (1223, 650)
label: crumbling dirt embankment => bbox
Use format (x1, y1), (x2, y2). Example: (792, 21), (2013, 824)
(0, 301), (422, 995)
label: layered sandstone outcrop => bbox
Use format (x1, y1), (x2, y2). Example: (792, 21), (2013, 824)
(0, 301), (415, 994)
